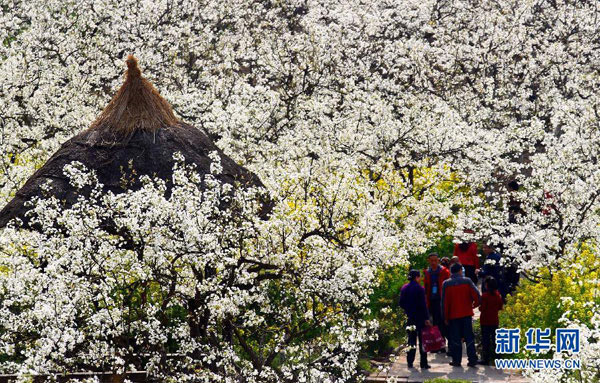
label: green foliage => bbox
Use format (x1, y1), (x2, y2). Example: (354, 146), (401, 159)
(425, 235), (456, 259)
(356, 358), (376, 373)
(472, 316), (481, 351)
(408, 235), (455, 271)
(362, 265), (408, 357)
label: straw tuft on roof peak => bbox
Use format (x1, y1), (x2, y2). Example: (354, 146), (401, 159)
(89, 55), (179, 135)
(125, 55), (141, 78)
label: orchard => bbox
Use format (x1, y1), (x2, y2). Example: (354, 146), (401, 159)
(0, 1), (598, 382)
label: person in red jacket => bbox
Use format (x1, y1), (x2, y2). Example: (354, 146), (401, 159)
(453, 241), (479, 284)
(442, 263), (481, 368)
(423, 252), (451, 351)
(478, 276), (504, 365)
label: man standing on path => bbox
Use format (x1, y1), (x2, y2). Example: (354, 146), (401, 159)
(399, 270), (431, 369)
(442, 263), (481, 368)
(423, 252), (450, 352)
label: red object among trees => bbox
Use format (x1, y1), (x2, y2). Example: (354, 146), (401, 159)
(453, 242), (479, 268)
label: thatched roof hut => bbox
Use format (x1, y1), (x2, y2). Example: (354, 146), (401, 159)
(0, 56), (267, 228)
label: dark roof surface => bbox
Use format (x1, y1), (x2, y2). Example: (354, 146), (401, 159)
(0, 56), (267, 227)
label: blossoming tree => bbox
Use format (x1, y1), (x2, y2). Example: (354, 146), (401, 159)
(1, 0), (599, 381)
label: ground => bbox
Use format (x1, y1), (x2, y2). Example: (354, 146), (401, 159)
(366, 312), (529, 383)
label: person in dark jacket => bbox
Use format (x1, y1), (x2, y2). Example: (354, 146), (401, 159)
(503, 259), (521, 297)
(478, 276), (504, 365)
(478, 244), (506, 298)
(423, 252), (451, 351)
(399, 269), (431, 369)
(442, 263), (481, 368)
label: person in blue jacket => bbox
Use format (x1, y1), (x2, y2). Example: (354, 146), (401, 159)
(399, 269), (431, 369)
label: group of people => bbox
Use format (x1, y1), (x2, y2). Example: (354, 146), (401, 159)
(398, 242), (515, 369)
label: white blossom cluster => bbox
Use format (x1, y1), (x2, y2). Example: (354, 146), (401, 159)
(527, 302), (600, 383)
(1, 0), (600, 380)
(0, 154), (394, 381)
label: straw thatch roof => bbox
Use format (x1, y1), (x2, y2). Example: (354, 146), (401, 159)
(0, 56), (268, 228)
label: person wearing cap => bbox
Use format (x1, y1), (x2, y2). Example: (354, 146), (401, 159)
(399, 269), (431, 369)
(423, 252), (450, 351)
(442, 263), (481, 368)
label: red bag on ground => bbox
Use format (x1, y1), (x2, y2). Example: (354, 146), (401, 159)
(421, 325), (446, 352)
